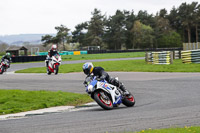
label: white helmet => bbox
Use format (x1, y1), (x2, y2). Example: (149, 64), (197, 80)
(51, 44), (57, 51)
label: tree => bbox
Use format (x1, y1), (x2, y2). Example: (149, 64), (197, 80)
(193, 3), (200, 42)
(55, 25), (70, 51)
(131, 20), (154, 49)
(41, 25), (70, 50)
(85, 8), (105, 47)
(154, 16), (172, 48)
(0, 43), (9, 53)
(123, 10), (136, 49)
(137, 10), (155, 27)
(158, 8), (168, 18)
(71, 22), (88, 47)
(104, 10), (126, 50)
(178, 2), (198, 43)
(157, 31), (182, 48)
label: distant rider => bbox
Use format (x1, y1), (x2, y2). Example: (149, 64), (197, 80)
(82, 62), (131, 97)
(46, 44), (58, 67)
(1, 52), (12, 68)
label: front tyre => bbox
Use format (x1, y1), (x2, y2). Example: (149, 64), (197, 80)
(0, 66), (5, 74)
(54, 65), (59, 75)
(122, 93), (135, 107)
(47, 67), (51, 75)
(94, 91), (113, 110)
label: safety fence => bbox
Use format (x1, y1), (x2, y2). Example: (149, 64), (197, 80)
(145, 51), (173, 64)
(181, 49), (200, 64)
(11, 56), (46, 63)
(36, 51), (87, 56)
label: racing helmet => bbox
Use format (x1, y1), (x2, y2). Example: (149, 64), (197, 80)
(51, 44), (57, 51)
(82, 62), (94, 75)
(6, 52), (11, 57)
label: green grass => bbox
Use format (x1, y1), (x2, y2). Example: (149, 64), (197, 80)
(16, 59), (200, 73)
(61, 52), (145, 61)
(132, 126), (200, 133)
(0, 89), (92, 115)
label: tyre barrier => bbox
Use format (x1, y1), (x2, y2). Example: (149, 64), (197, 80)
(181, 49), (200, 64)
(145, 51), (173, 65)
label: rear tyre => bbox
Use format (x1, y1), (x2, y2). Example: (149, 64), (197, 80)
(0, 66), (5, 74)
(54, 65), (59, 75)
(94, 91), (113, 110)
(122, 93), (135, 107)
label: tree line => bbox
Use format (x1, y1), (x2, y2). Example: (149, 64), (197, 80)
(42, 2), (200, 50)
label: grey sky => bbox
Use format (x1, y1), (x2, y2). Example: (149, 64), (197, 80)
(0, 0), (197, 35)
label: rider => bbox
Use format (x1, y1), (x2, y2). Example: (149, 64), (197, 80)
(82, 62), (131, 97)
(46, 44), (58, 67)
(1, 52), (12, 68)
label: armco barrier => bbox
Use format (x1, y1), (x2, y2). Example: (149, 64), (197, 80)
(11, 56), (46, 63)
(36, 51), (87, 56)
(181, 49), (200, 64)
(87, 48), (182, 54)
(145, 51), (173, 64)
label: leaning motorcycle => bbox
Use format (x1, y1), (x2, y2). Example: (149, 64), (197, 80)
(0, 59), (10, 74)
(84, 76), (135, 110)
(46, 54), (62, 75)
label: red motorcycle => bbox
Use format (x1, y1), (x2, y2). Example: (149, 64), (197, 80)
(0, 59), (10, 74)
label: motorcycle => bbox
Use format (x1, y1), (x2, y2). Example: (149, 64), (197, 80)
(46, 54), (62, 75)
(0, 59), (10, 74)
(84, 75), (135, 110)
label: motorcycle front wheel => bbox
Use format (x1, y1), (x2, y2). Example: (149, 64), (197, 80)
(94, 91), (113, 110)
(0, 66), (5, 74)
(47, 67), (51, 75)
(54, 65), (59, 75)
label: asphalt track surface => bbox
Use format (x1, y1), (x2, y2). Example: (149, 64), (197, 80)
(0, 58), (200, 133)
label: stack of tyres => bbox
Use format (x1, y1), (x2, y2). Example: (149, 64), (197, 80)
(181, 49), (200, 64)
(146, 51), (172, 65)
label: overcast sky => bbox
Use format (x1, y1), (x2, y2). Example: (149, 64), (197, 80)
(0, 0), (197, 35)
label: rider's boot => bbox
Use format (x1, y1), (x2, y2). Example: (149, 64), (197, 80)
(119, 84), (131, 98)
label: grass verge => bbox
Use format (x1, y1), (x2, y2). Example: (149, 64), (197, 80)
(133, 126), (200, 133)
(61, 52), (145, 61)
(16, 59), (200, 73)
(0, 89), (92, 115)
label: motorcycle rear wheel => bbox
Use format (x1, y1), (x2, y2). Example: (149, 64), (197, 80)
(122, 93), (135, 107)
(94, 91), (113, 110)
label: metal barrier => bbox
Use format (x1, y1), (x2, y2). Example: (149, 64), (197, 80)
(145, 51), (173, 64)
(181, 49), (200, 64)
(11, 56), (46, 63)
(87, 48), (182, 54)
(36, 51), (87, 56)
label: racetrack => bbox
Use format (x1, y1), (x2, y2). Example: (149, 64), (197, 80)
(0, 59), (200, 133)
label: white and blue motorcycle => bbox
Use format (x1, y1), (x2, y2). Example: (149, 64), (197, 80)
(84, 76), (135, 110)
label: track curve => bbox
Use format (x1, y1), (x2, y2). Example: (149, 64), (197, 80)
(0, 58), (200, 133)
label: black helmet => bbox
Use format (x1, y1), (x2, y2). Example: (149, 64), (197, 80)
(82, 62), (94, 75)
